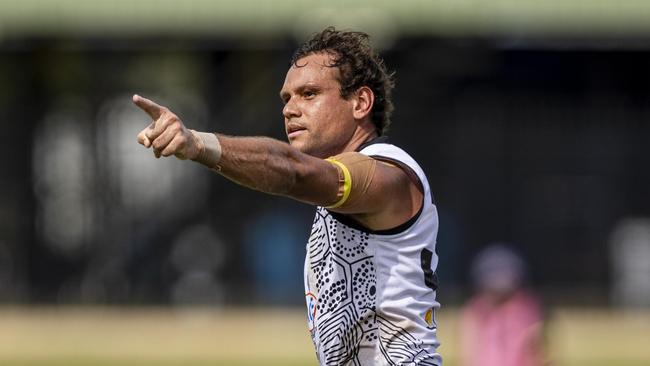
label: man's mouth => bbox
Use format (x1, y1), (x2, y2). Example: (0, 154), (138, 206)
(286, 124), (307, 138)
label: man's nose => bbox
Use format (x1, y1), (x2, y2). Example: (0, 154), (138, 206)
(283, 99), (300, 119)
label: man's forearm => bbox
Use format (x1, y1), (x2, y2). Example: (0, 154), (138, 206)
(196, 134), (338, 205)
(217, 135), (299, 195)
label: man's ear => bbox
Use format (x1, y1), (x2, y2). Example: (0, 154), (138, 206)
(352, 86), (375, 120)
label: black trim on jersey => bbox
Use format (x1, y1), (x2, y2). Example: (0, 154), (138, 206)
(328, 197), (424, 236)
(355, 135), (390, 152)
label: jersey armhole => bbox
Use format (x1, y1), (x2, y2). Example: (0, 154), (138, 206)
(327, 154), (425, 236)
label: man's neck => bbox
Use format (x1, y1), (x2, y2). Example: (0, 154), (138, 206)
(343, 122), (378, 153)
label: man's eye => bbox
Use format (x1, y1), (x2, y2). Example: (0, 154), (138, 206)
(304, 91), (316, 98)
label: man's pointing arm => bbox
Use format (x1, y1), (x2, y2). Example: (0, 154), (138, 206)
(132, 94), (340, 205)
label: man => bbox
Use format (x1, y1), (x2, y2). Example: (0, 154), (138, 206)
(134, 27), (442, 365)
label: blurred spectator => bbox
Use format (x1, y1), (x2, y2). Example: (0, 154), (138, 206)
(459, 244), (547, 366)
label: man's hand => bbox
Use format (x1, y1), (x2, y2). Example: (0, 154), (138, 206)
(133, 94), (203, 160)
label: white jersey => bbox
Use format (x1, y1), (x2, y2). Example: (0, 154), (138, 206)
(304, 140), (442, 366)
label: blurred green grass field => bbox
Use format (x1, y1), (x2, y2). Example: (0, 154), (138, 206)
(0, 307), (648, 366)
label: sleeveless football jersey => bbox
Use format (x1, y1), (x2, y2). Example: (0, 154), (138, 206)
(304, 141), (442, 366)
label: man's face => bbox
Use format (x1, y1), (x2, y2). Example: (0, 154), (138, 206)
(280, 52), (357, 158)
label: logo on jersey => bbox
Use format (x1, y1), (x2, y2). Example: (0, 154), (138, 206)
(305, 292), (318, 331)
(425, 307), (436, 329)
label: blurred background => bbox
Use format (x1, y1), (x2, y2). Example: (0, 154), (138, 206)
(1, 1), (650, 365)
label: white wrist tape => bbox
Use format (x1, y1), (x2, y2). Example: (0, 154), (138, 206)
(190, 130), (222, 170)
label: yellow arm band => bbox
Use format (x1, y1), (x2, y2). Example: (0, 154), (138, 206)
(325, 158), (352, 209)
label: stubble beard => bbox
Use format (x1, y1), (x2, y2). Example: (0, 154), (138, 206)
(291, 137), (338, 159)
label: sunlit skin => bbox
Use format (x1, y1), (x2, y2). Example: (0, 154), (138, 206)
(280, 52), (378, 158)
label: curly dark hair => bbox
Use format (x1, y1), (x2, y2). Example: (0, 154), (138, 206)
(291, 27), (395, 135)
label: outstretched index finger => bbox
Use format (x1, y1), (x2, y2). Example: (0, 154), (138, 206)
(133, 94), (164, 120)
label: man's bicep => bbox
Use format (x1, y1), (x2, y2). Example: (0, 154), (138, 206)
(325, 153), (410, 215)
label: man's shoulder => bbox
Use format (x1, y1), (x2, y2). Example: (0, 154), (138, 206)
(360, 142), (408, 158)
(361, 143), (425, 179)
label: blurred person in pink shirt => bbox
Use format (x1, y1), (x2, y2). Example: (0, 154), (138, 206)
(459, 244), (547, 366)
